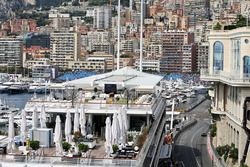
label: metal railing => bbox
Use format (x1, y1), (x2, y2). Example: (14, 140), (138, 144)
(200, 68), (250, 84)
(0, 154), (137, 166)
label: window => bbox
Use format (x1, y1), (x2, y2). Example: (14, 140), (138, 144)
(243, 56), (250, 77)
(213, 41), (224, 71)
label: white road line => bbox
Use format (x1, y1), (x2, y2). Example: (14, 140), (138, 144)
(191, 123), (205, 167)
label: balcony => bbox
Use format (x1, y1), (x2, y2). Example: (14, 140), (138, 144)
(200, 69), (250, 87)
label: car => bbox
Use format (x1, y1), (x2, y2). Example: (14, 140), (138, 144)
(201, 133), (207, 137)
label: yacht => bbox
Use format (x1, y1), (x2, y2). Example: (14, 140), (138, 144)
(0, 85), (9, 93)
(8, 82), (29, 94)
(28, 82), (47, 94)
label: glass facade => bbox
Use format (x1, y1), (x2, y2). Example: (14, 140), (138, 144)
(213, 41), (224, 71)
(243, 56), (250, 77)
(232, 39), (240, 72)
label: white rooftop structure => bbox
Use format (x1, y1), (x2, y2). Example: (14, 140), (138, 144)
(65, 67), (163, 93)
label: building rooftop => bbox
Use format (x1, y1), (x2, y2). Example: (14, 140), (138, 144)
(66, 67), (163, 92)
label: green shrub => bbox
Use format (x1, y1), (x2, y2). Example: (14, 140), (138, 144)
(128, 134), (133, 142)
(229, 143), (238, 163)
(30, 140), (40, 150)
(62, 142), (71, 152)
(78, 143), (89, 152)
(210, 124), (217, 137)
(112, 144), (119, 153)
(216, 144), (238, 163)
(240, 164), (249, 167)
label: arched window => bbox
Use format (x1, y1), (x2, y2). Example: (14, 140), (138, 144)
(213, 41), (224, 71)
(243, 56), (250, 77)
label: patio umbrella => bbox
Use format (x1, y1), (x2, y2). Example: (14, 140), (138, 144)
(40, 104), (47, 128)
(65, 110), (72, 143)
(117, 111), (124, 144)
(7, 113), (15, 152)
(54, 115), (63, 156)
(111, 112), (120, 145)
(32, 106), (38, 129)
(20, 109), (26, 144)
(105, 117), (112, 156)
(80, 105), (86, 137)
(73, 105), (80, 133)
(121, 105), (128, 142)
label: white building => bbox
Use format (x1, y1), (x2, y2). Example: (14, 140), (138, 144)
(0, 38), (23, 67)
(93, 6), (111, 29)
(50, 31), (81, 69)
(135, 59), (160, 72)
(201, 27), (250, 166)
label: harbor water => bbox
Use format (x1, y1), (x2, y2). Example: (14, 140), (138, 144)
(0, 93), (37, 109)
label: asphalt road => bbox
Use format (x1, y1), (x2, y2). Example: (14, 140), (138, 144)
(173, 100), (213, 167)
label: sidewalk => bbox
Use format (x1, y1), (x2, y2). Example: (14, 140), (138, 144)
(207, 132), (225, 167)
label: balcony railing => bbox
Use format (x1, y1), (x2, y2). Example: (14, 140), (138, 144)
(200, 68), (250, 85)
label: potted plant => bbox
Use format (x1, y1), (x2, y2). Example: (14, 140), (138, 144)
(110, 144), (119, 157)
(30, 140), (40, 151)
(62, 142), (71, 152)
(78, 143), (89, 152)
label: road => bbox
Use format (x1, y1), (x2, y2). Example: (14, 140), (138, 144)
(173, 100), (213, 167)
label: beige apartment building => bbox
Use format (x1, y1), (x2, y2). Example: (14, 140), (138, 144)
(201, 27), (250, 165)
(50, 31), (81, 69)
(68, 58), (106, 72)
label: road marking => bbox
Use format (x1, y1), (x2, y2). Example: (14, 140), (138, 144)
(191, 123), (204, 167)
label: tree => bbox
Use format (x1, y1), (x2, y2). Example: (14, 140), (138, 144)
(84, 17), (93, 24)
(72, 0), (80, 6)
(30, 140), (40, 150)
(213, 22), (222, 30)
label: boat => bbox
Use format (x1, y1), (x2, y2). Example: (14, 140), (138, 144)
(28, 82), (47, 94)
(8, 82), (29, 94)
(0, 85), (9, 93)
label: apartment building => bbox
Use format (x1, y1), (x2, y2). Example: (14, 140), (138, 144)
(50, 31), (81, 69)
(0, 38), (23, 67)
(160, 30), (196, 73)
(200, 27), (250, 166)
(92, 6), (111, 29)
(135, 59), (160, 72)
(121, 39), (139, 53)
(197, 42), (209, 72)
(68, 58), (106, 72)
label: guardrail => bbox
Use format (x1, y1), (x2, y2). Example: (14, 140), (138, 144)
(137, 96), (167, 167)
(0, 154), (137, 166)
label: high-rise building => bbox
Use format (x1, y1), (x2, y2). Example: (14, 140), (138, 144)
(197, 42), (209, 72)
(160, 30), (196, 73)
(50, 31), (81, 69)
(93, 6), (111, 29)
(200, 27), (250, 166)
(0, 38), (23, 67)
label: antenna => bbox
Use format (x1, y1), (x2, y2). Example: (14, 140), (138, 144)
(139, 0), (143, 72)
(117, 0), (121, 70)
